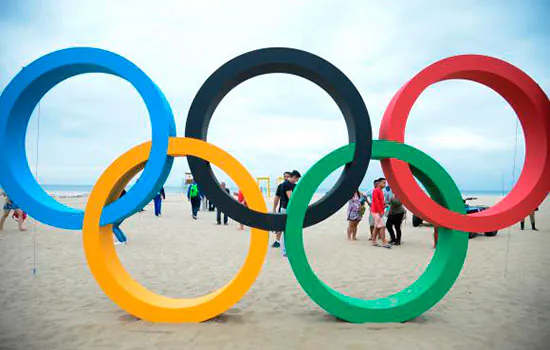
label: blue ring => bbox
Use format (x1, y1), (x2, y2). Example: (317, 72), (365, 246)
(0, 47), (175, 230)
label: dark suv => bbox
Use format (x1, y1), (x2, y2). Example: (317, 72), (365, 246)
(412, 197), (498, 239)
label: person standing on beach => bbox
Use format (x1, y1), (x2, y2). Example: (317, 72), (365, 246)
(201, 196), (208, 212)
(187, 182), (201, 219)
(520, 208), (539, 231)
(384, 183), (393, 202)
(154, 186), (166, 217)
(365, 179), (379, 241)
(382, 179), (392, 219)
(112, 189), (128, 244)
(208, 199), (215, 212)
(216, 182), (230, 225)
(272, 171), (291, 248)
(346, 190), (365, 240)
(236, 189), (247, 230)
(371, 179), (391, 249)
(0, 191), (27, 232)
(280, 170), (301, 257)
(386, 193), (405, 245)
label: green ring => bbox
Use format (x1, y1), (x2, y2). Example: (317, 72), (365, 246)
(285, 140), (468, 323)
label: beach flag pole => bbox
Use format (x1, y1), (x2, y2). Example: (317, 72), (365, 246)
(504, 117), (520, 279)
(31, 100), (41, 276)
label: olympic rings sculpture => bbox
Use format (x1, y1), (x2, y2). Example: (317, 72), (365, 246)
(0, 47), (548, 323)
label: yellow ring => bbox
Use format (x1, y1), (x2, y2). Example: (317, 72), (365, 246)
(82, 137), (268, 322)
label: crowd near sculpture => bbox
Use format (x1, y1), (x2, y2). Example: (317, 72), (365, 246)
(0, 47), (548, 323)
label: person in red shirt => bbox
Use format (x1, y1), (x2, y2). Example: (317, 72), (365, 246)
(236, 189), (247, 230)
(365, 179), (380, 241)
(371, 178), (391, 249)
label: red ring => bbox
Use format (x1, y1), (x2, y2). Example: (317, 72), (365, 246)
(380, 55), (550, 232)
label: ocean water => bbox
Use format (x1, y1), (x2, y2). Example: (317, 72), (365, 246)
(41, 184), (185, 196)
(36, 184), (509, 197)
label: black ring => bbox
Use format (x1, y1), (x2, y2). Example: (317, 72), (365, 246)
(185, 47), (372, 231)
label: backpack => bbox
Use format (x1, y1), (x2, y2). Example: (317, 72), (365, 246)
(189, 184), (199, 198)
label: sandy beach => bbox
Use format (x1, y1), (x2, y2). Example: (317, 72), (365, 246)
(0, 194), (549, 350)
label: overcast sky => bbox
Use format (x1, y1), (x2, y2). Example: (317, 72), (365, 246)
(1, 0), (548, 192)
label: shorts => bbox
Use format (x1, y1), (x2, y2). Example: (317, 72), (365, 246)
(272, 207), (286, 233)
(372, 212), (386, 228)
(3, 202), (19, 211)
(368, 213), (374, 226)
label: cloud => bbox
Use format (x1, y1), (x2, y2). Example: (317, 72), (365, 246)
(411, 127), (513, 152)
(1, 0), (548, 192)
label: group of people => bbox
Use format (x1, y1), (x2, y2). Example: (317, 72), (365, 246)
(128, 180), (544, 250)
(185, 180), (232, 226)
(346, 177), (405, 249)
(186, 170), (304, 254)
(187, 169), (303, 257)
(183, 173), (400, 255)
(0, 178), (544, 252)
